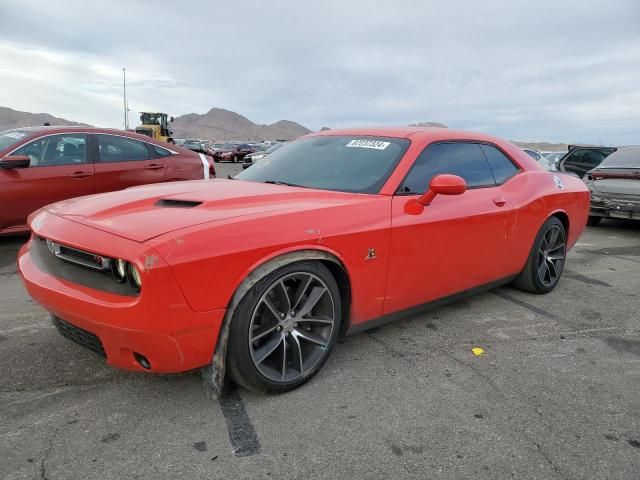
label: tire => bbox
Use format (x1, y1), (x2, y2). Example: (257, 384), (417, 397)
(587, 216), (601, 226)
(513, 216), (566, 294)
(214, 158), (220, 163)
(233, 155), (239, 163)
(227, 261), (342, 393)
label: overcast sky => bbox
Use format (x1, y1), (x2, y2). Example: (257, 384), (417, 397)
(1, 0), (639, 144)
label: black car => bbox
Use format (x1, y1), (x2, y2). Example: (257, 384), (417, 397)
(558, 145), (617, 178)
(242, 142), (284, 169)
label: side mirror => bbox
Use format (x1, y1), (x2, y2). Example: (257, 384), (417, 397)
(0, 155), (31, 169)
(404, 174), (467, 215)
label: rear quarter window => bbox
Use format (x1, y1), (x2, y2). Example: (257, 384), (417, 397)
(480, 144), (519, 184)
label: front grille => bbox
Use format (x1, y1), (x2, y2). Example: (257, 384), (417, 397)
(53, 316), (106, 357)
(31, 239), (138, 297)
(58, 244), (106, 269)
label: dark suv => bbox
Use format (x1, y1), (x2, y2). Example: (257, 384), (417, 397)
(558, 145), (617, 179)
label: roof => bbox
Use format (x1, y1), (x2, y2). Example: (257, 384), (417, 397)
(0, 126), (189, 153)
(307, 126), (513, 144)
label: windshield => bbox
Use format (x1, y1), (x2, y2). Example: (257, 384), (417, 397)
(235, 135), (410, 194)
(0, 130), (29, 151)
(265, 143), (283, 154)
(222, 144), (236, 149)
(599, 148), (640, 168)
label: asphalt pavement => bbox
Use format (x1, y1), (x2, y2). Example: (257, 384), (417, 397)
(1, 166), (639, 479)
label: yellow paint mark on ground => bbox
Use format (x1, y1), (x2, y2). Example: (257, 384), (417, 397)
(472, 347), (485, 357)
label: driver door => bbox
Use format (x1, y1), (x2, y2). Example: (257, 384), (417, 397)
(1, 133), (94, 232)
(383, 141), (512, 314)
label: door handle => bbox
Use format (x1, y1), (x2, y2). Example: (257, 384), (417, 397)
(68, 171), (91, 179)
(144, 163), (165, 170)
(492, 196), (507, 207)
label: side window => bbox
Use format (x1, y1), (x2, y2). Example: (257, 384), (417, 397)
(563, 151), (582, 169)
(584, 150), (606, 167)
(14, 134), (87, 167)
(151, 144), (172, 157)
(525, 150), (541, 161)
(400, 142), (495, 194)
(97, 135), (149, 162)
(480, 144), (519, 184)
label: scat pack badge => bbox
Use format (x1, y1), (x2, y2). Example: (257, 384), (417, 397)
(553, 175), (564, 189)
(365, 248), (377, 261)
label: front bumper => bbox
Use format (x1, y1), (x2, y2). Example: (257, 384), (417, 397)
(18, 212), (225, 373)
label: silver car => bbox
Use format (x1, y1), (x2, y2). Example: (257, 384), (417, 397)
(584, 146), (640, 225)
(523, 148), (554, 171)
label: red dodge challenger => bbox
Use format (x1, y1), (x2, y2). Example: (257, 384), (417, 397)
(0, 127), (215, 235)
(18, 128), (589, 394)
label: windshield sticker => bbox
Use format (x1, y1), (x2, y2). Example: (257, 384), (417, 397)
(345, 139), (390, 150)
(4, 132), (26, 139)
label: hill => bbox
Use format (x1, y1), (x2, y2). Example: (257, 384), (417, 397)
(0, 106), (90, 131)
(171, 108), (311, 141)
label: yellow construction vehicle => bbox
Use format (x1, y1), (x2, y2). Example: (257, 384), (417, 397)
(135, 112), (175, 143)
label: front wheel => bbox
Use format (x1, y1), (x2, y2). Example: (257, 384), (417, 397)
(227, 261), (342, 393)
(513, 217), (566, 294)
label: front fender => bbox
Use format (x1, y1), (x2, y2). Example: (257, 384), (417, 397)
(202, 249), (348, 398)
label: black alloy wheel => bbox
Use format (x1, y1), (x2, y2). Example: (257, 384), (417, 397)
(226, 261), (341, 393)
(513, 216), (566, 294)
(536, 223), (566, 288)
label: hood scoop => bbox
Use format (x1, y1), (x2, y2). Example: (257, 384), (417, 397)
(155, 199), (203, 208)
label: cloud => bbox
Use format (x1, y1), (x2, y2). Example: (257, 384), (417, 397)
(0, 0), (639, 144)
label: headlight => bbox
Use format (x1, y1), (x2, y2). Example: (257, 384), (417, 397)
(127, 263), (142, 291)
(112, 258), (127, 283)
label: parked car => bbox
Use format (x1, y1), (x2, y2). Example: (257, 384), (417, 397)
(583, 146), (640, 225)
(0, 127), (215, 235)
(18, 128), (589, 395)
(558, 145), (617, 179)
(544, 152), (564, 170)
(242, 142), (284, 169)
(523, 149), (554, 171)
(212, 143), (256, 163)
(182, 139), (208, 154)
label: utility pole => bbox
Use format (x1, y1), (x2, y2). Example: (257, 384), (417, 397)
(122, 68), (129, 130)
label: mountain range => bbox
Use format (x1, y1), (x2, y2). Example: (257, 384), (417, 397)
(0, 106), (89, 132)
(0, 105), (568, 151)
(170, 108), (311, 141)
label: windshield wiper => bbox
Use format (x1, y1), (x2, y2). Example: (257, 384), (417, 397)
(263, 180), (308, 188)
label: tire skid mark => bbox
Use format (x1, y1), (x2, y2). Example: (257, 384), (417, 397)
(218, 383), (261, 457)
(491, 290), (582, 331)
(563, 269), (612, 287)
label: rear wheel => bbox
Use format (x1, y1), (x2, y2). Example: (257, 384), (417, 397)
(513, 217), (566, 294)
(587, 216), (601, 226)
(227, 261), (342, 393)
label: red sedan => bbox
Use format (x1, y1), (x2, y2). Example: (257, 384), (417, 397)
(18, 127), (589, 394)
(0, 127), (215, 235)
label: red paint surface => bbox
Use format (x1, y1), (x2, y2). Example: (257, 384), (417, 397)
(1, 127), (211, 235)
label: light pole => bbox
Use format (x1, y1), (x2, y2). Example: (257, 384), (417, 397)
(122, 68), (129, 130)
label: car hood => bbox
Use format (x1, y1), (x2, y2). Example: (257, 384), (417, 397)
(44, 179), (357, 242)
